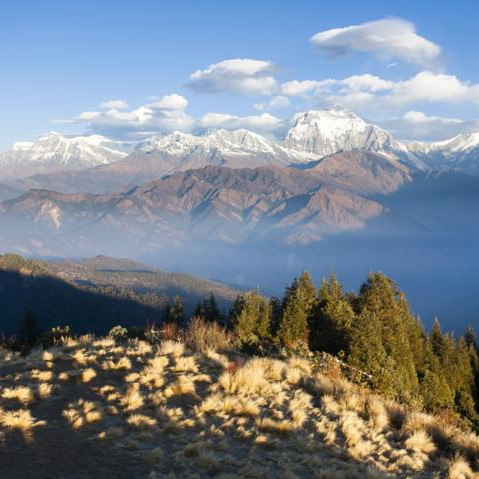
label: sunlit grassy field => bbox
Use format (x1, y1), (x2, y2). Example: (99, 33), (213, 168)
(1, 336), (478, 478)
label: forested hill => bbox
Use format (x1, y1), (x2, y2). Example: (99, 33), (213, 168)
(0, 254), (240, 334)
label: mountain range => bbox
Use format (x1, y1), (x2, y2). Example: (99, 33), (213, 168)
(0, 106), (478, 329)
(0, 132), (127, 183)
(1, 106), (478, 199)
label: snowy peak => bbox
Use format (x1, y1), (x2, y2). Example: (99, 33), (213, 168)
(280, 107), (428, 171)
(284, 107), (393, 155)
(137, 129), (275, 156)
(0, 132), (127, 179)
(408, 131), (479, 174)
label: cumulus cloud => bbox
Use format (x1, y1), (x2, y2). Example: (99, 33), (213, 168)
(66, 94), (194, 140)
(253, 95), (291, 111)
(149, 93), (188, 110)
(379, 111), (479, 142)
(199, 112), (286, 135)
(310, 18), (441, 65)
(281, 72), (479, 111)
(187, 58), (278, 95)
(60, 93), (290, 140)
(390, 71), (479, 104)
(280, 79), (334, 97)
(99, 99), (129, 109)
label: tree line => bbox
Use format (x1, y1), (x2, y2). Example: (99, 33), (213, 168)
(227, 272), (479, 431)
(9, 270), (479, 431)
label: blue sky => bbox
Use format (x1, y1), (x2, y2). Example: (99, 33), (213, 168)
(1, 0), (479, 150)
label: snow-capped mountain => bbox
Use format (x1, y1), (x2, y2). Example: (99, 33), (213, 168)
(134, 129), (295, 170)
(135, 108), (428, 171)
(408, 132), (479, 174)
(281, 106), (427, 170)
(0, 132), (127, 179)
(139, 129), (276, 157)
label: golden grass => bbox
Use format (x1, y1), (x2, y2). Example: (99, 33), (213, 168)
(0, 408), (46, 439)
(448, 454), (476, 479)
(127, 414), (157, 429)
(120, 384), (144, 412)
(30, 369), (54, 382)
(219, 358), (268, 395)
(37, 383), (54, 399)
(405, 430), (437, 455)
(81, 367), (97, 383)
(101, 357), (132, 371)
(1, 338), (478, 478)
(159, 340), (185, 357)
(2, 386), (34, 405)
(62, 399), (102, 429)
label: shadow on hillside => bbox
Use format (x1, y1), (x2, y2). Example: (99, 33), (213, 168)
(0, 270), (164, 335)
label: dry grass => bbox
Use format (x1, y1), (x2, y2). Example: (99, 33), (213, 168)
(37, 383), (54, 399)
(219, 358), (268, 395)
(0, 408), (45, 439)
(405, 430), (437, 455)
(120, 384), (144, 412)
(127, 414), (157, 429)
(2, 386), (34, 405)
(183, 316), (232, 353)
(101, 357), (132, 371)
(81, 367), (97, 383)
(1, 337), (478, 479)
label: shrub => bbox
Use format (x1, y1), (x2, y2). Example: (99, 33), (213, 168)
(184, 317), (232, 353)
(127, 326), (144, 340)
(43, 325), (72, 347)
(108, 325), (128, 342)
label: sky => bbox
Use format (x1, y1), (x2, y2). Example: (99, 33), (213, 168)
(1, 0), (479, 150)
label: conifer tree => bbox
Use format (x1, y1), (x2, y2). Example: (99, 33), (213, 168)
(278, 272), (316, 347)
(170, 295), (184, 325)
(309, 274), (355, 354)
(357, 272), (418, 399)
(420, 368), (454, 410)
(268, 296), (282, 338)
(230, 291), (270, 344)
(430, 318), (447, 359)
(162, 303), (172, 323)
(195, 294), (222, 323)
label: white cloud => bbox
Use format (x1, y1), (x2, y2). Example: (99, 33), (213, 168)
(187, 58), (278, 95)
(149, 93), (188, 110)
(391, 71), (479, 104)
(253, 95), (291, 111)
(280, 72), (479, 112)
(340, 74), (394, 92)
(68, 94), (194, 139)
(310, 18), (441, 65)
(281, 79), (333, 97)
(379, 111), (479, 141)
(199, 112), (286, 135)
(99, 99), (129, 109)
(62, 93), (289, 139)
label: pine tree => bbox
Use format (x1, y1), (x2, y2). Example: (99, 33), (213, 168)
(420, 368), (454, 411)
(268, 296), (282, 338)
(230, 291), (270, 345)
(170, 295), (184, 325)
(357, 272), (419, 400)
(206, 293), (222, 323)
(277, 272), (316, 347)
(430, 318), (446, 358)
(162, 304), (172, 323)
(195, 294), (222, 323)
(309, 274), (355, 354)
